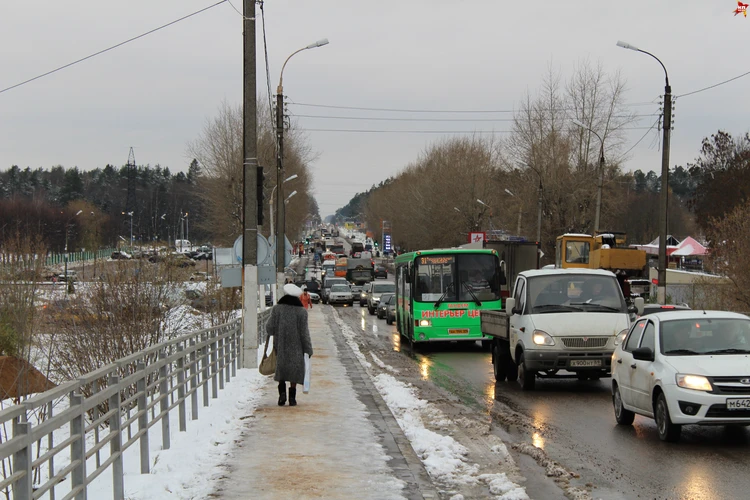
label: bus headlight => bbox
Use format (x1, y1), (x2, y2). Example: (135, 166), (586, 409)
(532, 330), (555, 346)
(419, 319), (432, 327)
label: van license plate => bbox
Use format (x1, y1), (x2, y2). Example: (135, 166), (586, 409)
(727, 398), (750, 410)
(570, 360), (601, 367)
(448, 329), (469, 335)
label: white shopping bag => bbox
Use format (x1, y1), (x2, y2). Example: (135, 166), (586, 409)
(303, 353), (311, 394)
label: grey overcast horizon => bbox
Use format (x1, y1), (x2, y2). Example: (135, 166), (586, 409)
(3, 1), (748, 217)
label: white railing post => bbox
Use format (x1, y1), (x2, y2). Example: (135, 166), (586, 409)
(189, 338), (199, 420)
(224, 330), (231, 382)
(218, 336), (225, 391)
(210, 333), (218, 400)
(158, 350), (170, 450)
(177, 345), (187, 432)
(202, 334), (209, 407)
(136, 361), (150, 474)
(12, 419), (32, 500)
(69, 392), (87, 500)
(108, 374), (124, 500)
(231, 325), (238, 377)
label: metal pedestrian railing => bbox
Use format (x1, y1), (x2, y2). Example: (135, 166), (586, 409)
(0, 316), (245, 500)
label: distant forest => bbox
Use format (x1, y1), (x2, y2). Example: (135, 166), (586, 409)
(0, 160), (203, 253)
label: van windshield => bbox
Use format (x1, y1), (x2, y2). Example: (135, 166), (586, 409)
(526, 274), (625, 313)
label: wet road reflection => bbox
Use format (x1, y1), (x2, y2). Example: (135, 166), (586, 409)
(334, 303), (750, 500)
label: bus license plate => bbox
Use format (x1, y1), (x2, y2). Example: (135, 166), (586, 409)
(448, 328), (470, 335)
(570, 360), (601, 367)
(727, 398), (750, 410)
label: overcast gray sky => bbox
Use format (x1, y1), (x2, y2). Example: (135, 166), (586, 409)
(3, 1), (749, 217)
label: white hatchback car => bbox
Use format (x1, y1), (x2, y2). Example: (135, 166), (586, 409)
(612, 310), (750, 442)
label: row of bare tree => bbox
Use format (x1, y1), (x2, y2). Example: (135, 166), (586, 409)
(187, 102), (318, 247)
(362, 62), (699, 264)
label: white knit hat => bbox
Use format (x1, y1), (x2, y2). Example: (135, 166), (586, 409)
(283, 283), (303, 297)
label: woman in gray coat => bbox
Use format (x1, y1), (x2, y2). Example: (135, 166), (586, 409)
(265, 284), (313, 406)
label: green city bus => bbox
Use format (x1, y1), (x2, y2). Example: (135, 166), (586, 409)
(394, 248), (502, 347)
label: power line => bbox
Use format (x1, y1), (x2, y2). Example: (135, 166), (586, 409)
(621, 116), (662, 157)
(0, 0), (228, 95)
(676, 69), (750, 98)
(259, 1), (276, 152)
(291, 113), (660, 123)
(287, 100), (661, 114)
(298, 126), (658, 134)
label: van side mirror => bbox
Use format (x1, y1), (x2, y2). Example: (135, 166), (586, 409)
(505, 298), (516, 315)
(632, 347), (654, 362)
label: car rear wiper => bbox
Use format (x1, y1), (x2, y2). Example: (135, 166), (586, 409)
(664, 349), (701, 355)
(433, 282), (454, 309)
(704, 348), (750, 355)
(460, 281), (482, 306)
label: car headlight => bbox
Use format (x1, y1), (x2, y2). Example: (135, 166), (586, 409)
(419, 319), (432, 327)
(532, 330), (555, 346)
(614, 329), (629, 346)
(676, 374), (713, 392)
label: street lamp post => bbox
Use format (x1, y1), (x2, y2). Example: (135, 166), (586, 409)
(476, 199), (494, 232)
(617, 40), (672, 305)
(570, 119), (605, 234)
(269, 174), (298, 241)
(64, 210), (83, 293)
(504, 189), (523, 236)
(275, 38), (329, 278)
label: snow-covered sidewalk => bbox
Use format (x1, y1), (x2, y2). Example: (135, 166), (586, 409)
(211, 306), (410, 499)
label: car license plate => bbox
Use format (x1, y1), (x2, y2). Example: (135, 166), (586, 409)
(448, 328), (470, 335)
(727, 398), (750, 410)
(570, 359), (602, 367)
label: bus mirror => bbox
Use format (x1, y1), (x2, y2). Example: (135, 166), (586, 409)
(505, 298), (516, 315)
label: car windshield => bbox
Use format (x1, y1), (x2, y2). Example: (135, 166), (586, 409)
(373, 284), (396, 294)
(379, 293), (394, 304)
(326, 279), (347, 288)
(331, 285), (350, 292)
(526, 274), (625, 313)
(661, 318), (750, 355)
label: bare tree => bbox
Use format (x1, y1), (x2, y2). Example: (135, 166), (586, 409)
(187, 101), (315, 246)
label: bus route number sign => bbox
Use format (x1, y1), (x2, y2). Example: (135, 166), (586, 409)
(419, 256), (454, 265)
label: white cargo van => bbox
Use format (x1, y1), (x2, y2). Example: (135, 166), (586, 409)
(481, 268), (636, 390)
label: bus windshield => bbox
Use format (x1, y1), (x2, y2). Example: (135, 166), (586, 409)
(415, 253), (500, 302)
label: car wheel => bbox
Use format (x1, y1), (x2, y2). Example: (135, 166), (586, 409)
(517, 352), (536, 391)
(613, 384), (635, 425)
(493, 343), (507, 382)
(386, 317), (392, 325)
(368, 306), (375, 315)
(655, 392), (681, 442)
(348, 301), (354, 307)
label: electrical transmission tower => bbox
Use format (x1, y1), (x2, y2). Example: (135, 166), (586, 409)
(125, 147), (137, 215)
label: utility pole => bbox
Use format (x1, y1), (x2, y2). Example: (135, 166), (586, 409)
(657, 86), (672, 305)
(275, 88), (285, 281)
(536, 180), (542, 244)
(242, 0), (259, 368)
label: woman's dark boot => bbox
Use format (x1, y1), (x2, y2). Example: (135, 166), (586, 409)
(277, 382), (287, 406)
(289, 387), (297, 406)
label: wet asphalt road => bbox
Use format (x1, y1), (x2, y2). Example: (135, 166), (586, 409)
(332, 297), (750, 500)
